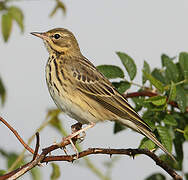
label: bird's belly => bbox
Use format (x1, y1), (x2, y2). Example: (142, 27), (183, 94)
(48, 85), (98, 124)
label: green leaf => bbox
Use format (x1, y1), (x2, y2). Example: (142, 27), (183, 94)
(179, 52), (188, 80)
(51, 163), (61, 180)
(1, 12), (12, 42)
(139, 137), (156, 150)
(185, 173), (188, 180)
(143, 71), (164, 93)
(96, 65), (124, 79)
(6, 153), (24, 169)
(184, 125), (188, 140)
(142, 110), (156, 130)
(0, 170), (6, 176)
(112, 81), (130, 94)
(157, 126), (172, 153)
(113, 122), (126, 133)
(145, 173), (166, 180)
(145, 96), (166, 106)
(151, 68), (166, 84)
(50, 0), (66, 17)
(116, 52), (137, 80)
(176, 85), (186, 113)
(168, 81), (176, 102)
(0, 77), (6, 105)
(0, 2), (6, 11)
(161, 54), (179, 82)
(163, 114), (177, 126)
(132, 96), (144, 112)
(8, 6), (24, 32)
(142, 61), (150, 84)
(47, 109), (62, 133)
(173, 132), (184, 170)
(30, 167), (41, 180)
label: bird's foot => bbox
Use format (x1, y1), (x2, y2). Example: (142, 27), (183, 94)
(71, 122), (86, 143)
(62, 123), (95, 159)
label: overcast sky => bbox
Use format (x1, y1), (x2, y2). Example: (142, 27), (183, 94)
(0, 0), (188, 179)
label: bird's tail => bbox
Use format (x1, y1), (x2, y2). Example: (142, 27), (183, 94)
(136, 125), (176, 162)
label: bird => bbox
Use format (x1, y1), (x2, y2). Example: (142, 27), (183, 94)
(31, 28), (175, 161)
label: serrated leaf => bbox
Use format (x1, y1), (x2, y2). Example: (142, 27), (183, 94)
(142, 111), (156, 130)
(179, 52), (188, 80)
(51, 163), (61, 180)
(139, 137), (156, 150)
(168, 81), (176, 102)
(1, 12), (12, 42)
(112, 81), (130, 94)
(142, 61), (150, 84)
(176, 85), (186, 113)
(159, 154), (176, 167)
(173, 132), (184, 170)
(0, 77), (6, 105)
(163, 114), (177, 126)
(113, 122), (126, 133)
(132, 96), (144, 112)
(116, 52), (137, 80)
(143, 71), (164, 93)
(30, 167), (41, 180)
(151, 68), (166, 84)
(8, 6), (24, 32)
(145, 96), (166, 106)
(161, 54), (179, 82)
(157, 126), (172, 153)
(145, 173), (166, 180)
(96, 65), (124, 79)
(176, 62), (185, 82)
(184, 125), (188, 140)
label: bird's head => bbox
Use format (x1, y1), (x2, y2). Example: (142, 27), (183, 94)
(31, 28), (81, 55)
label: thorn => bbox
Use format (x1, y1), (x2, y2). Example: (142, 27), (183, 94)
(132, 154), (135, 159)
(110, 154), (112, 158)
(63, 147), (68, 155)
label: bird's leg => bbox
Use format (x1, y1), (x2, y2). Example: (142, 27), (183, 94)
(66, 122), (95, 140)
(71, 122), (86, 143)
(71, 122), (82, 134)
(64, 122), (95, 158)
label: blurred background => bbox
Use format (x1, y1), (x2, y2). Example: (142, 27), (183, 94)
(0, 0), (188, 179)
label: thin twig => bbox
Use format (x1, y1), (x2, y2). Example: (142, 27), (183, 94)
(8, 117), (51, 172)
(32, 132), (40, 161)
(0, 116), (35, 155)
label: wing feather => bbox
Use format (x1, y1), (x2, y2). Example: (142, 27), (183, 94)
(64, 57), (151, 131)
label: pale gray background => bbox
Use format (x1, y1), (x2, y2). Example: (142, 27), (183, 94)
(0, 0), (188, 179)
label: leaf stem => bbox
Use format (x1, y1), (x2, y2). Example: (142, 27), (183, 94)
(174, 79), (188, 86)
(175, 128), (184, 134)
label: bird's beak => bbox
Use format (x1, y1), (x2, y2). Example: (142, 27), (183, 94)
(30, 32), (49, 41)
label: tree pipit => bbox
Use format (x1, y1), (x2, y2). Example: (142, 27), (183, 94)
(31, 28), (175, 161)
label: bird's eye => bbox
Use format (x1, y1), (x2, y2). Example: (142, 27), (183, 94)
(54, 34), (60, 39)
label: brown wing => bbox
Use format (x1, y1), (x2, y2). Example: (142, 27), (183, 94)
(63, 56), (152, 131)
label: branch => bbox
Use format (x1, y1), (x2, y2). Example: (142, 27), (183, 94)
(43, 148), (182, 180)
(0, 116), (183, 180)
(0, 116), (35, 155)
(124, 90), (186, 111)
